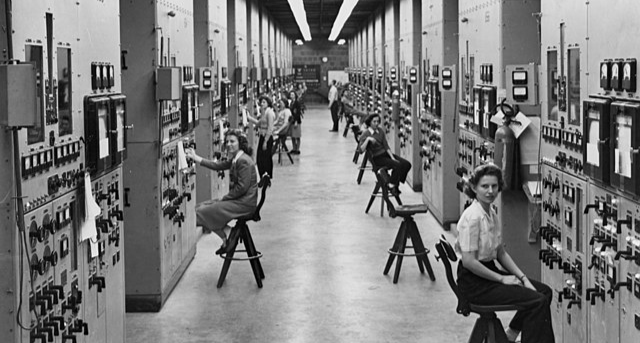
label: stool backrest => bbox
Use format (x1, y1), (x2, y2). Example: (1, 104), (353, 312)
(351, 125), (362, 143)
(375, 168), (397, 218)
(434, 236), (471, 316)
(252, 173), (272, 222)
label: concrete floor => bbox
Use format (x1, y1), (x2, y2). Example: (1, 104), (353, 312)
(126, 105), (504, 343)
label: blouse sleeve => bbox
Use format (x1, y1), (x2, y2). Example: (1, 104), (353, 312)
(267, 108), (275, 135)
(457, 215), (481, 253)
(199, 158), (232, 171)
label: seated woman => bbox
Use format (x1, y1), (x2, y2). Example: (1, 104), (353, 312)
(456, 163), (554, 343)
(186, 129), (259, 255)
(358, 113), (411, 195)
(272, 97), (292, 152)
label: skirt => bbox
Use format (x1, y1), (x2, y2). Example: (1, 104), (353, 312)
(289, 123), (301, 138)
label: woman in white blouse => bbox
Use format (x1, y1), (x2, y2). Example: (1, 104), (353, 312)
(456, 163), (554, 343)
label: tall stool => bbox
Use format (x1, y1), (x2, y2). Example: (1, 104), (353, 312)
(272, 135), (293, 165)
(217, 174), (271, 288)
(365, 159), (402, 217)
(376, 169), (435, 283)
(435, 237), (525, 343)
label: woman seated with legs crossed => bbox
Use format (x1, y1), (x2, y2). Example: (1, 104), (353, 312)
(358, 113), (411, 195)
(456, 163), (555, 343)
(186, 129), (259, 255)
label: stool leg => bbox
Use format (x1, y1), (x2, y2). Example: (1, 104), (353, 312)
(467, 318), (489, 343)
(242, 228), (263, 288)
(244, 227), (265, 280)
(406, 224), (424, 274)
(394, 193), (403, 206)
(407, 220), (436, 281)
(392, 225), (408, 284)
(287, 150), (294, 165)
(383, 221), (406, 276)
(365, 182), (381, 214)
(357, 157), (367, 184)
(491, 317), (509, 343)
(353, 150), (360, 164)
(217, 229), (240, 288)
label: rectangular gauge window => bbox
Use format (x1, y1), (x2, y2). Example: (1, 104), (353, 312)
(568, 48), (581, 125)
(615, 114), (633, 178)
(115, 102), (125, 152)
(98, 105), (109, 159)
(512, 71), (528, 84)
(57, 48), (73, 136)
(586, 113), (600, 166)
(26, 45), (45, 145)
(513, 87), (528, 97)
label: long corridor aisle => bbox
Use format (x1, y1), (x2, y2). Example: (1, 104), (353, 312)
(126, 105), (475, 343)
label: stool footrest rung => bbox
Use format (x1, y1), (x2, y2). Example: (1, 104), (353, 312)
(219, 249), (263, 261)
(387, 247), (430, 257)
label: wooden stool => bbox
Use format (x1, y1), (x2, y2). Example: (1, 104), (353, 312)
(376, 169), (435, 283)
(365, 178), (402, 217)
(435, 238), (525, 343)
(273, 135), (293, 165)
(217, 174), (271, 288)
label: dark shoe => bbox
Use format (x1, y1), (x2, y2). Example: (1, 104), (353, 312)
(389, 185), (401, 197)
(215, 243), (227, 255)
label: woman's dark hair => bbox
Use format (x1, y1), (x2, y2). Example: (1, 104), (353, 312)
(463, 163), (504, 199)
(289, 91), (298, 101)
(225, 129), (252, 156)
(279, 97), (290, 109)
(258, 95), (273, 108)
(364, 114), (381, 127)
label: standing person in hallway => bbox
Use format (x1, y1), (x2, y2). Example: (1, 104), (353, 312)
(328, 80), (339, 132)
(246, 95), (275, 178)
(288, 90), (303, 154)
(358, 114), (411, 195)
(186, 130), (258, 255)
(455, 163), (554, 343)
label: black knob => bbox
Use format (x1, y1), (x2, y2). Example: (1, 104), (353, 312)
(43, 321), (59, 336)
(43, 251), (58, 267)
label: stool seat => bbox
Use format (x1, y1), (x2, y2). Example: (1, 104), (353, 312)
(394, 204), (429, 216)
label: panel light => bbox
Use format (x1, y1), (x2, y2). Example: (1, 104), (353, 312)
(287, 0), (312, 41)
(329, 0), (359, 41)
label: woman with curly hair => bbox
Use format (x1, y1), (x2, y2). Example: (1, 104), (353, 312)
(186, 130), (259, 255)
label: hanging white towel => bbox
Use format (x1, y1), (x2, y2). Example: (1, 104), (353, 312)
(177, 141), (188, 171)
(80, 172), (102, 242)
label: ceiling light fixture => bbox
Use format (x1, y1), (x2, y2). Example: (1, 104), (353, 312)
(287, 0), (312, 41)
(337, 39), (346, 45)
(328, 0), (359, 41)
(295, 39), (304, 45)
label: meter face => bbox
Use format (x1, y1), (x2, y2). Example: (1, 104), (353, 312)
(614, 115), (632, 178)
(586, 112), (600, 167)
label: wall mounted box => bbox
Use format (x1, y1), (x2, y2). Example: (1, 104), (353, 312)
(156, 67), (182, 101)
(0, 64), (38, 127)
